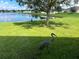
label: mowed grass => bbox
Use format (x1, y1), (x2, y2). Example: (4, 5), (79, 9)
(0, 13), (79, 37)
(0, 13), (79, 59)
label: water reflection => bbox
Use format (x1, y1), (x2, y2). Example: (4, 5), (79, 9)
(0, 13), (40, 22)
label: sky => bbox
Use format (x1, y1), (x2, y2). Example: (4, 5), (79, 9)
(61, 0), (79, 9)
(0, 0), (26, 10)
(0, 0), (79, 10)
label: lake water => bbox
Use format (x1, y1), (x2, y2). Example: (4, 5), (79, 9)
(0, 13), (40, 22)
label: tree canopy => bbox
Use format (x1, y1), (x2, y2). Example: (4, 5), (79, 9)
(15, 0), (67, 25)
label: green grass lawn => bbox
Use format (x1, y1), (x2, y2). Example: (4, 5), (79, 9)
(0, 13), (79, 37)
(0, 13), (79, 59)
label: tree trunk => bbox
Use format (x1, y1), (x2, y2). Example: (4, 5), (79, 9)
(46, 11), (50, 26)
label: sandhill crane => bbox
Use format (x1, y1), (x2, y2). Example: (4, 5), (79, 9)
(32, 33), (57, 59)
(38, 33), (57, 51)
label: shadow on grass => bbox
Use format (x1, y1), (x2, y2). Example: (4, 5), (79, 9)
(14, 20), (69, 29)
(0, 36), (79, 59)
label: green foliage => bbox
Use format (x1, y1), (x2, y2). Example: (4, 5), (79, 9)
(70, 7), (77, 13)
(56, 6), (62, 12)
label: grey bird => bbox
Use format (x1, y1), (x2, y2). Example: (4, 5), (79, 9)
(38, 33), (57, 50)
